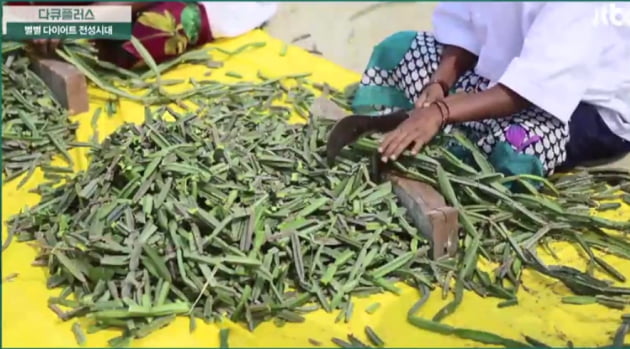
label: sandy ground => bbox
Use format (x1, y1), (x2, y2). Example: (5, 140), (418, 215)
(266, 2), (436, 73)
(265, 2), (630, 169)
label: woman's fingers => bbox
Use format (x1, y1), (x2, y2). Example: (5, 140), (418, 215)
(415, 94), (427, 108)
(415, 84), (445, 108)
(379, 130), (401, 162)
(31, 39), (60, 56)
(48, 39), (60, 55)
(423, 92), (441, 107)
(378, 130), (396, 158)
(379, 127), (416, 162)
(410, 138), (425, 155)
(421, 98), (434, 108)
(387, 130), (419, 160)
(32, 39), (47, 55)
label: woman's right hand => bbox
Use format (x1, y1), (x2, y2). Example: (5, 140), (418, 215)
(415, 82), (446, 108)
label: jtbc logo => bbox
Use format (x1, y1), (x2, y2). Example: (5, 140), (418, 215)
(593, 3), (630, 27)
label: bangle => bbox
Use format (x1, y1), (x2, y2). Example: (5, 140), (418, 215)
(431, 100), (451, 129)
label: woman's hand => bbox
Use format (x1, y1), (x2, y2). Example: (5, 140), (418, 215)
(30, 39), (61, 57)
(378, 84), (532, 163)
(378, 105), (443, 162)
(415, 82), (445, 108)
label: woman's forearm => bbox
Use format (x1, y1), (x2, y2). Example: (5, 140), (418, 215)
(442, 83), (531, 124)
(433, 45), (478, 88)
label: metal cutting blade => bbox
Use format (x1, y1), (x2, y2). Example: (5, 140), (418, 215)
(325, 110), (409, 166)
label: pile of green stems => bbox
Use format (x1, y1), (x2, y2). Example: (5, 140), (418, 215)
(5, 40), (630, 348)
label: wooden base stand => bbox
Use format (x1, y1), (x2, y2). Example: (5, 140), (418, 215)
(29, 57), (89, 116)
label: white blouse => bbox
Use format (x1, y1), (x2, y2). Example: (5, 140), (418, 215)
(201, 2), (278, 38)
(432, 2), (630, 141)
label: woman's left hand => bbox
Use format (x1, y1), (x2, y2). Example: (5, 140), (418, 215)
(378, 106), (443, 162)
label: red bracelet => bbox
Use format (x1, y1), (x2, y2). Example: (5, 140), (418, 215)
(431, 100), (450, 129)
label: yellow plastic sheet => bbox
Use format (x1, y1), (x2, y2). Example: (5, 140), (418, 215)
(3, 30), (630, 348)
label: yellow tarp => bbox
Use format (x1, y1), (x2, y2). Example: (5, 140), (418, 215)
(2, 30), (630, 348)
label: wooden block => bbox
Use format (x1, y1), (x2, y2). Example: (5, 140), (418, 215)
(387, 173), (459, 260)
(426, 207), (459, 258)
(29, 57), (89, 115)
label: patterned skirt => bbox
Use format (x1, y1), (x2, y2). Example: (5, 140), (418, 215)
(96, 2), (213, 69)
(352, 31), (630, 177)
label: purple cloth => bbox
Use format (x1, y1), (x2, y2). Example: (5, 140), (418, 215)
(505, 124), (542, 152)
(560, 103), (630, 169)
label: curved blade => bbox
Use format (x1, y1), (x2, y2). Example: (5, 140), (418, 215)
(326, 110), (410, 166)
(326, 115), (372, 166)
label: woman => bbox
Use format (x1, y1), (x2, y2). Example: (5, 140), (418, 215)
(17, 2), (277, 68)
(353, 2), (630, 177)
